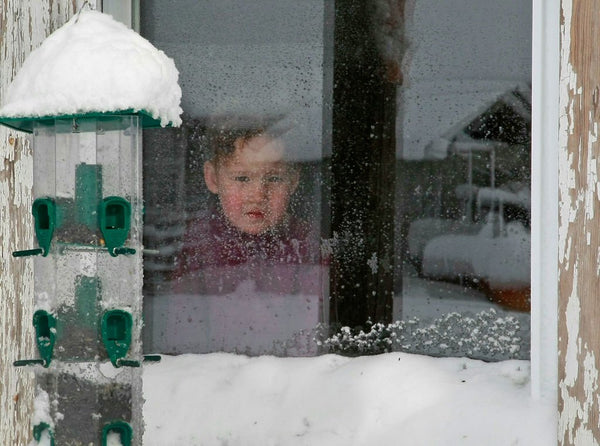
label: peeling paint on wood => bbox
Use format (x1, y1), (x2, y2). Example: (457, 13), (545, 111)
(0, 1), (92, 444)
(558, 0), (600, 444)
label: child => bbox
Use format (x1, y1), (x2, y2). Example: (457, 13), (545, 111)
(173, 121), (320, 294)
(204, 127), (300, 237)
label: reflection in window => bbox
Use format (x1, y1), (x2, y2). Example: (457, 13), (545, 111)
(140, 0), (532, 361)
(140, 1), (328, 356)
(395, 0), (532, 360)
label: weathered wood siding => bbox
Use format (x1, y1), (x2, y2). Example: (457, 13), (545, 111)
(558, 0), (600, 444)
(0, 1), (88, 444)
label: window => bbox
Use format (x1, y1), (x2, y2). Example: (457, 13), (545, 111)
(140, 0), (531, 360)
(394, 1), (532, 360)
(141, 0), (328, 355)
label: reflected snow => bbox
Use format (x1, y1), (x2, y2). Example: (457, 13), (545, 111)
(398, 274), (529, 360)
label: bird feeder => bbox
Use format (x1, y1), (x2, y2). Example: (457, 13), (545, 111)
(0, 8), (181, 446)
(1, 111), (154, 446)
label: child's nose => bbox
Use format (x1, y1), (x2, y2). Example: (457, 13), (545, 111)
(246, 180), (267, 201)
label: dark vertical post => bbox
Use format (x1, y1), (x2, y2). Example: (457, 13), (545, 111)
(330, 0), (398, 327)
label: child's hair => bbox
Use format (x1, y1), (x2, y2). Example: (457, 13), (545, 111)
(206, 115), (292, 166)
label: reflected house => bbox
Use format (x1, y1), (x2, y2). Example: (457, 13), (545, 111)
(407, 84), (531, 311)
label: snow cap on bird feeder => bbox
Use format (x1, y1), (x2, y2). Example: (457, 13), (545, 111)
(0, 8), (182, 131)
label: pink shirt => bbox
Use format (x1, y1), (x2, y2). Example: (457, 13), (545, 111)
(172, 209), (323, 295)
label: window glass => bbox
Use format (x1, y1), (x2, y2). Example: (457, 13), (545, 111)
(140, 0), (531, 361)
(140, 0), (328, 355)
(395, 0), (532, 360)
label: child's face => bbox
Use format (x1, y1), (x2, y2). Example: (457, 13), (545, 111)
(204, 134), (299, 235)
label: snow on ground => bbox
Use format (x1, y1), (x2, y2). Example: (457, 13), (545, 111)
(143, 352), (555, 446)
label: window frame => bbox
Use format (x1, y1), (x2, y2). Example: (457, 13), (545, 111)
(530, 0), (558, 402)
(112, 0), (559, 402)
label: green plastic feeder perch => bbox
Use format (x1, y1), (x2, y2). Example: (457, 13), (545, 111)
(12, 198), (57, 257)
(101, 310), (139, 367)
(33, 198), (56, 256)
(99, 196), (134, 257)
(33, 310), (57, 367)
(33, 422), (55, 446)
(13, 310), (57, 368)
(102, 420), (132, 446)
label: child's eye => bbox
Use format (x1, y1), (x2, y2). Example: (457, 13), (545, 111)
(234, 176), (250, 182)
(265, 175), (284, 183)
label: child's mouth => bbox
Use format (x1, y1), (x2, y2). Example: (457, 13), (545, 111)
(246, 210), (265, 220)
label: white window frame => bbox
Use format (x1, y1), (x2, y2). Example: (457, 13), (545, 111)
(531, 0), (559, 403)
(101, 0), (139, 31)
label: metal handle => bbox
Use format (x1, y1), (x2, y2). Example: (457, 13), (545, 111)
(13, 359), (46, 367)
(115, 358), (141, 368)
(112, 247), (136, 256)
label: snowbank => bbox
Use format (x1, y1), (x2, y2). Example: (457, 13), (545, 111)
(143, 352), (555, 446)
